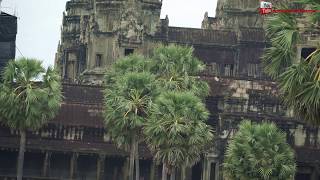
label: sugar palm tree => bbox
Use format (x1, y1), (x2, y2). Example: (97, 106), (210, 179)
(263, 1), (320, 124)
(147, 45), (212, 180)
(224, 120), (296, 180)
(104, 55), (157, 180)
(0, 58), (62, 180)
(144, 91), (214, 180)
(151, 44), (209, 98)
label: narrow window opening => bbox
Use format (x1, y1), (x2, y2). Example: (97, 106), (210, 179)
(210, 163), (216, 180)
(125, 48), (134, 56)
(301, 47), (316, 60)
(248, 63), (260, 78)
(224, 64), (234, 76)
(95, 54), (102, 67)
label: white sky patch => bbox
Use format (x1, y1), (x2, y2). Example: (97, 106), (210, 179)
(2, 0), (218, 67)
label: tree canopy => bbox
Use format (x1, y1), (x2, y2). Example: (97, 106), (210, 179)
(263, 1), (320, 124)
(224, 120), (296, 180)
(0, 58), (62, 130)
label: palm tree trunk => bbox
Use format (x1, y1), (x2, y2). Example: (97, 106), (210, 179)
(17, 129), (26, 180)
(162, 163), (167, 180)
(170, 168), (176, 180)
(129, 137), (135, 180)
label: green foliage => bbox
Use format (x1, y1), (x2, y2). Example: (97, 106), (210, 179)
(152, 44), (204, 77)
(103, 46), (213, 178)
(224, 120), (296, 180)
(279, 60), (320, 124)
(105, 54), (153, 90)
(262, 11), (299, 79)
(104, 55), (157, 148)
(144, 91), (214, 168)
(152, 44), (209, 98)
(263, 1), (320, 124)
(0, 58), (62, 130)
(297, 0), (320, 23)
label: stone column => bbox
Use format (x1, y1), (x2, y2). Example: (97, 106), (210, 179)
(42, 151), (52, 177)
(201, 158), (211, 180)
(97, 155), (106, 180)
(214, 162), (219, 180)
(123, 157), (129, 180)
(150, 160), (156, 180)
(295, 45), (302, 63)
(70, 153), (78, 180)
(311, 163), (319, 180)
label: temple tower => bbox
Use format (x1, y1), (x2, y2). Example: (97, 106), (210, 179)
(55, 0), (162, 83)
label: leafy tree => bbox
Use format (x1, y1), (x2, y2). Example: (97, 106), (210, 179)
(0, 58), (62, 180)
(105, 47), (214, 180)
(144, 92), (214, 180)
(224, 120), (296, 180)
(263, 1), (320, 124)
(103, 55), (157, 180)
(143, 45), (213, 180)
(151, 44), (209, 98)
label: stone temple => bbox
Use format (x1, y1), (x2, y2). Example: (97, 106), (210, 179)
(0, 8), (17, 73)
(0, 0), (320, 179)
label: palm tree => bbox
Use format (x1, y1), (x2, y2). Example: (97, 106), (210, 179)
(0, 58), (62, 180)
(151, 44), (209, 98)
(146, 45), (213, 180)
(144, 91), (214, 180)
(104, 55), (157, 180)
(223, 120), (296, 180)
(262, 1), (320, 124)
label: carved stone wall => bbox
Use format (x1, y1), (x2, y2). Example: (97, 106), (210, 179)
(0, 12), (17, 74)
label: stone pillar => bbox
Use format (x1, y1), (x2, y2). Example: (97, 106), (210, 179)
(296, 45), (302, 63)
(42, 151), (52, 177)
(123, 157), (129, 180)
(311, 164), (319, 180)
(184, 167), (192, 180)
(97, 155), (106, 180)
(150, 160), (156, 180)
(214, 162), (219, 180)
(202, 158), (211, 180)
(70, 153), (78, 180)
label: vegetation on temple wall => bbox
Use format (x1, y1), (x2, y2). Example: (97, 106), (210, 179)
(0, 58), (62, 180)
(263, 1), (320, 125)
(103, 45), (213, 180)
(223, 120), (296, 180)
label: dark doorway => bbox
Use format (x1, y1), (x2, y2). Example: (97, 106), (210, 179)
(0, 151), (17, 176)
(301, 48), (316, 59)
(105, 157), (124, 180)
(95, 54), (103, 67)
(50, 153), (70, 179)
(295, 173), (311, 180)
(77, 155), (97, 180)
(140, 160), (151, 180)
(210, 163), (216, 180)
(192, 162), (202, 180)
(24, 152), (44, 177)
(125, 48), (134, 56)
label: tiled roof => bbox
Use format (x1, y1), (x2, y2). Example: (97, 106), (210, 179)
(168, 27), (237, 45)
(62, 84), (104, 105)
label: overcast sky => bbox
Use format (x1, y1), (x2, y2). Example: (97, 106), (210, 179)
(1, 0), (217, 67)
